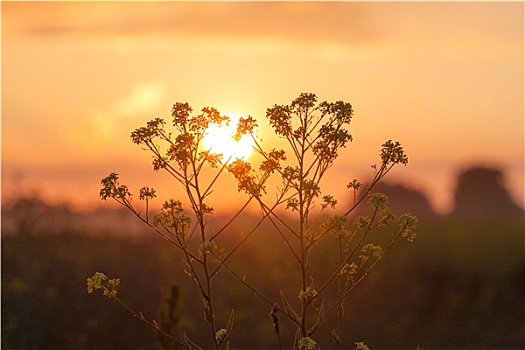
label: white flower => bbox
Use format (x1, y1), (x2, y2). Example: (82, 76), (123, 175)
(215, 328), (227, 342)
(298, 336), (316, 350)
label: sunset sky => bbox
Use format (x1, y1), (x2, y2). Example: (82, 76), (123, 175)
(2, 1), (523, 214)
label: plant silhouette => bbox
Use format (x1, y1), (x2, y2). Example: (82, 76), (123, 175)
(88, 93), (417, 349)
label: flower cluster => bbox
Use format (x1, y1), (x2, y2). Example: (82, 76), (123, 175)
(319, 100), (353, 124)
(355, 192), (395, 228)
(193, 107), (228, 133)
(199, 150), (222, 168)
(321, 195), (337, 209)
(130, 117), (165, 145)
(380, 140), (408, 166)
(282, 166), (300, 184)
(321, 215), (350, 238)
(354, 216), (372, 230)
(312, 123), (352, 164)
(266, 104), (293, 137)
(298, 287), (318, 302)
(360, 243), (384, 262)
(139, 186), (156, 201)
(355, 341), (370, 350)
(167, 134), (195, 167)
(347, 179), (362, 191)
(298, 336), (317, 350)
(171, 102), (192, 128)
(99, 173), (131, 202)
(290, 92), (317, 116)
(153, 200), (192, 237)
(339, 262), (358, 276)
(399, 213), (418, 242)
(133, 103), (240, 175)
(199, 241), (217, 255)
(215, 328), (227, 343)
(87, 272), (120, 298)
(303, 179), (321, 204)
(268, 93), (354, 165)
(286, 197), (299, 211)
(259, 149), (286, 175)
(86, 272), (106, 293)
(234, 115), (258, 140)
(368, 193), (389, 210)
(227, 159), (260, 196)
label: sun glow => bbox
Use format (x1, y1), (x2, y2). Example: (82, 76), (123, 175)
(203, 114), (255, 162)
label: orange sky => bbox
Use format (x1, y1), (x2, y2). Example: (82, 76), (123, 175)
(2, 1), (524, 214)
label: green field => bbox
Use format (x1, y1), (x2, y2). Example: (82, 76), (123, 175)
(2, 205), (523, 349)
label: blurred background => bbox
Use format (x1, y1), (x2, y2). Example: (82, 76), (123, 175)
(2, 166), (523, 348)
(2, 2), (523, 349)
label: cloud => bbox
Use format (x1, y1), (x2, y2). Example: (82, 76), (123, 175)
(67, 80), (167, 153)
(7, 1), (521, 63)
(6, 2), (386, 48)
(92, 80), (167, 133)
(112, 80), (167, 119)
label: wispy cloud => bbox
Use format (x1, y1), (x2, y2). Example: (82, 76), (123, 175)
(66, 80), (168, 155)
(6, 2), (386, 47)
(6, 2), (521, 60)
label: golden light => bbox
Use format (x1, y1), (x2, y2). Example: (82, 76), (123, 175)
(203, 113), (256, 162)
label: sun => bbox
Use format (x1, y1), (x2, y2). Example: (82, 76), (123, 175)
(203, 113), (255, 162)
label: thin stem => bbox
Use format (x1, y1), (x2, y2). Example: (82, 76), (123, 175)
(210, 196), (277, 278)
(215, 253), (304, 330)
(317, 209), (378, 296)
(298, 107), (308, 336)
(337, 235), (343, 350)
(258, 198), (301, 264)
(343, 163), (394, 217)
(209, 195), (254, 242)
(103, 288), (189, 350)
(121, 201), (203, 263)
(201, 158), (230, 199)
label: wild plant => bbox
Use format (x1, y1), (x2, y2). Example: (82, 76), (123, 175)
(87, 92), (417, 349)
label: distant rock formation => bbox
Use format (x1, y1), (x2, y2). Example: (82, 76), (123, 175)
(1, 196), (147, 237)
(1, 197), (71, 236)
(350, 182), (436, 218)
(451, 166), (523, 219)
(348, 166), (523, 222)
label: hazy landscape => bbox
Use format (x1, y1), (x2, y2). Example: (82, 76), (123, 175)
(2, 165), (523, 349)
(2, 2), (523, 349)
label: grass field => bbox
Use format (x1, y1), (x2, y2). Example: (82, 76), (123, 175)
(2, 203), (523, 349)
